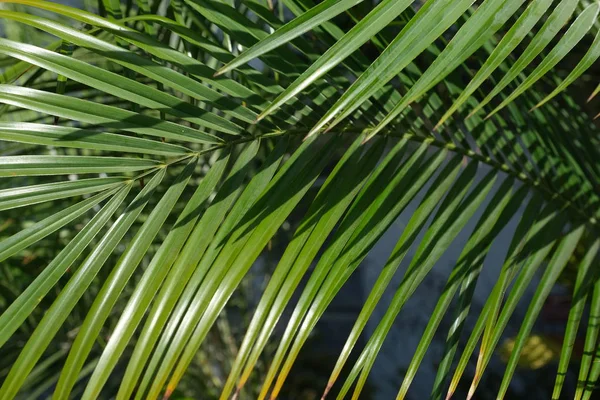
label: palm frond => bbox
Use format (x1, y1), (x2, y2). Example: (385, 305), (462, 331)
(0, 0), (599, 399)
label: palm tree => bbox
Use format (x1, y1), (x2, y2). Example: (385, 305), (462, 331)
(0, 0), (599, 399)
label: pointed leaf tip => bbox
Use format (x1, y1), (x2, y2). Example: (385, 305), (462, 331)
(306, 125), (323, 139)
(361, 130), (377, 144)
(322, 382), (333, 399)
(467, 383), (476, 400)
(254, 113), (266, 124)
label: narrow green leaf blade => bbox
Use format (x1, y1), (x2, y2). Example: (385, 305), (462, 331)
(0, 85), (224, 143)
(81, 158), (211, 400)
(0, 122), (190, 156)
(0, 185), (129, 351)
(589, 82), (600, 101)
(255, 0), (414, 121)
(496, 225), (585, 400)
(0, 172), (163, 398)
(0, 1), (261, 106)
(310, 0), (476, 136)
(0, 176), (125, 211)
(116, 149), (232, 400)
(435, 0), (554, 127)
(224, 134), (385, 400)
(350, 165), (496, 400)
(397, 180), (524, 400)
(533, 28), (600, 110)
(154, 135), (338, 399)
(274, 145), (453, 400)
(0, 9), (255, 126)
(54, 162), (193, 399)
(441, 192), (546, 400)
(575, 276), (600, 400)
(0, 189), (118, 263)
(468, 0), (580, 118)
(0, 38), (239, 135)
(487, 2), (600, 118)
(216, 0), (364, 75)
(132, 140), (263, 399)
(0, 155), (159, 176)
(325, 154), (463, 398)
(258, 138), (412, 399)
(467, 209), (568, 398)
(368, 0), (528, 140)
(552, 238), (600, 399)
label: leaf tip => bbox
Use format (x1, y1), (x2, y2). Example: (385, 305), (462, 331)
(323, 124), (335, 134)
(361, 131), (376, 145)
(213, 67), (227, 78)
(321, 383), (333, 399)
(304, 126), (321, 141)
(465, 107), (481, 120)
(255, 113), (266, 124)
(467, 383), (476, 400)
(163, 387), (174, 400)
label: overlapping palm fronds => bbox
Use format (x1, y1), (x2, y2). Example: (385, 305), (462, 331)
(0, 0), (599, 399)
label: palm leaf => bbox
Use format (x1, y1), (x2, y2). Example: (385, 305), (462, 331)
(0, 1), (599, 399)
